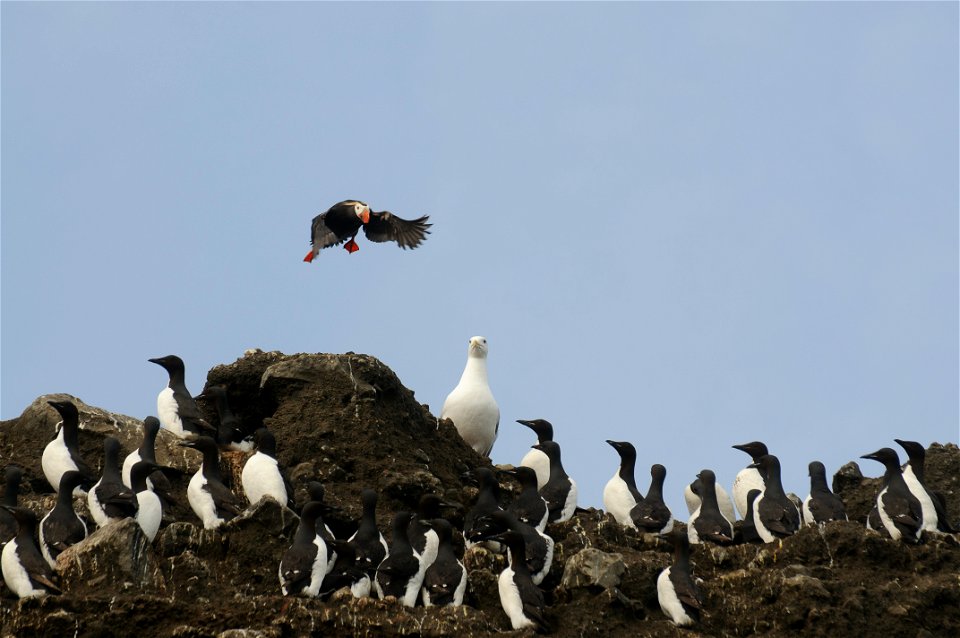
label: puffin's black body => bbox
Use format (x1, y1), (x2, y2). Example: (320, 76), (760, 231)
(348, 488), (387, 578)
(40, 471), (88, 568)
(89, 437), (138, 527)
(751, 455), (801, 542)
(630, 464), (673, 534)
(803, 461), (848, 524)
(304, 200), (431, 260)
(861, 448), (924, 543)
(506, 466), (549, 532)
(420, 518), (467, 607)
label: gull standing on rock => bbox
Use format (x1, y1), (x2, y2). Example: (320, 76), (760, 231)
(441, 336), (499, 458)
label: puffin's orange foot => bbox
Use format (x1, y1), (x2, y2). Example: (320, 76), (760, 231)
(303, 250), (315, 263)
(344, 239), (359, 253)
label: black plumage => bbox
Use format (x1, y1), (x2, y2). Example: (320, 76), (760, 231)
(319, 540), (370, 599)
(463, 467), (505, 550)
(804, 461), (848, 524)
(658, 530), (703, 626)
(533, 441), (578, 523)
(741, 489), (763, 543)
(40, 471), (88, 568)
(630, 464), (673, 534)
(689, 470), (734, 545)
(43, 400), (97, 491)
(895, 439), (957, 533)
(861, 448), (924, 543)
(1, 505), (62, 597)
(407, 494), (456, 563)
(420, 518), (467, 607)
(469, 509), (554, 586)
(199, 385), (250, 449)
(505, 466), (549, 532)
(304, 200), (431, 260)
(374, 512), (423, 605)
(1, 466), (23, 545)
(279, 502), (328, 597)
(89, 437), (138, 526)
(751, 455), (801, 542)
(347, 488), (387, 578)
(180, 436), (243, 528)
(491, 529), (550, 633)
(149, 355), (216, 436)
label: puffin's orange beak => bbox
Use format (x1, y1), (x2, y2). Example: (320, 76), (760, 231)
(360, 209), (370, 224)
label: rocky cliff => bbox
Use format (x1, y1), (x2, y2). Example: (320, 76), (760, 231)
(1, 351), (958, 637)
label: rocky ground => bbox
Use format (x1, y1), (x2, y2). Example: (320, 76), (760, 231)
(1, 350), (958, 637)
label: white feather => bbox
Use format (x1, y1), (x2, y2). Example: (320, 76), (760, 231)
(901, 466), (938, 532)
(519, 448), (551, 490)
(498, 566), (535, 630)
(156, 387), (187, 437)
(603, 473), (637, 527)
(87, 480), (110, 528)
(41, 427), (80, 494)
(555, 478), (578, 523)
(187, 471), (223, 530)
(657, 566), (695, 626)
(2, 540), (47, 598)
(684, 482), (736, 524)
(135, 490), (163, 542)
(732, 467), (765, 520)
(241, 452), (288, 506)
(441, 337), (499, 457)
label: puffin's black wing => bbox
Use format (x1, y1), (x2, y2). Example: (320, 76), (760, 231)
(362, 211), (431, 249)
(310, 212), (351, 250)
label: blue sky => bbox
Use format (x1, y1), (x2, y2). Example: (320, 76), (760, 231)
(2, 2), (957, 518)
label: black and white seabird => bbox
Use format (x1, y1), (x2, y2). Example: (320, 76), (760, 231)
(861, 448), (924, 543)
(303, 199), (431, 260)
(630, 464), (674, 534)
(420, 518), (467, 607)
(41, 400), (96, 494)
(470, 509), (554, 586)
(1, 466), (23, 546)
(731, 441), (769, 520)
(306, 482), (339, 574)
(279, 502), (329, 597)
(88, 437), (138, 528)
(491, 529), (550, 632)
(148, 355), (216, 438)
(241, 428), (293, 509)
(657, 530), (703, 627)
(374, 511), (425, 607)
(319, 540), (372, 599)
(39, 471), (88, 568)
(407, 494), (456, 573)
(441, 337), (500, 457)
(516, 419), (554, 489)
(683, 475), (735, 527)
(198, 384), (252, 451)
(688, 470), (735, 545)
(347, 488), (388, 578)
(803, 461), (848, 525)
(180, 436), (243, 529)
(463, 467), (505, 551)
(751, 454), (801, 543)
(121, 417), (168, 492)
(505, 466), (549, 533)
(1, 506), (62, 598)
(129, 461), (163, 542)
(741, 489), (763, 543)
(534, 440), (578, 523)
(603, 440), (644, 528)
(894, 439), (956, 534)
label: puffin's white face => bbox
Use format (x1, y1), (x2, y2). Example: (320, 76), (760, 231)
(468, 336), (489, 358)
(353, 201), (371, 224)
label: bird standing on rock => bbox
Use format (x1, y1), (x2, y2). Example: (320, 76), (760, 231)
(630, 464), (673, 534)
(42, 400), (96, 494)
(374, 512), (425, 607)
(751, 454), (801, 543)
(534, 440), (578, 523)
(149, 356), (216, 438)
(861, 448), (924, 543)
(657, 531), (703, 627)
(420, 519), (467, 607)
(803, 461), (847, 525)
(603, 440), (643, 527)
(516, 419), (554, 489)
(441, 336), (499, 458)
(894, 439), (956, 534)
(731, 441), (769, 520)
(180, 436), (243, 529)
(279, 502), (329, 597)
(88, 437), (138, 528)
(1, 506), (62, 598)
(39, 471), (88, 568)
(347, 489), (388, 578)
(303, 199), (431, 260)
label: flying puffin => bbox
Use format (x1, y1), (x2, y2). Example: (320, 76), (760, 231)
(303, 200), (431, 260)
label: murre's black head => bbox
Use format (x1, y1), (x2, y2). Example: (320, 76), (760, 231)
(749, 454), (781, 478)
(299, 501), (325, 527)
(360, 488), (378, 509)
(130, 461), (161, 492)
(308, 481), (326, 503)
(746, 488), (762, 506)
(486, 528), (524, 554)
(506, 466), (539, 489)
(516, 419), (554, 443)
(58, 470), (86, 495)
(4, 465), (23, 490)
(103, 436), (122, 459)
(2, 505), (38, 532)
(426, 517), (455, 542)
(696, 469), (717, 488)
(143, 416), (161, 437)
(732, 441), (769, 461)
(47, 399), (79, 423)
(253, 428), (277, 457)
(605, 440), (637, 461)
(650, 464), (667, 482)
(893, 439), (925, 463)
(808, 461), (827, 478)
(532, 440), (562, 461)
(178, 435), (218, 454)
(416, 494), (457, 518)
(148, 355), (185, 374)
(861, 447), (901, 470)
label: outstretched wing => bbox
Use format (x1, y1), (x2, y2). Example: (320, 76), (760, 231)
(362, 211), (431, 249)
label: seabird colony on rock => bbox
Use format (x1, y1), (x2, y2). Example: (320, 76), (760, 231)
(2, 340), (958, 633)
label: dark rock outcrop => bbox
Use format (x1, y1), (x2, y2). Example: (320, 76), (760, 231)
(2, 350), (958, 637)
